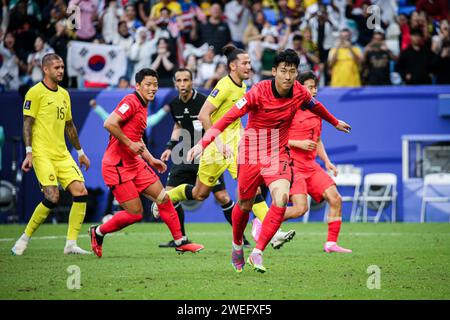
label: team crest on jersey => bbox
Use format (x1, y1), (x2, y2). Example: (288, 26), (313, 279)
(236, 97), (247, 109)
(184, 108), (189, 114)
(210, 89), (219, 98)
(23, 100), (31, 110)
(49, 174), (55, 181)
(208, 177), (215, 183)
(118, 103), (130, 114)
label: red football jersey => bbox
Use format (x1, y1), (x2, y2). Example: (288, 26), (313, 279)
(289, 109), (322, 170)
(200, 79), (339, 162)
(102, 92), (148, 167)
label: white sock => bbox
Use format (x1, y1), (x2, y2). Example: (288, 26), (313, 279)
(20, 233), (30, 241)
(66, 239), (76, 247)
(182, 235), (188, 241)
(174, 238), (183, 246)
(95, 226), (103, 237)
(326, 241), (336, 248)
(252, 248), (263, 255)
(232, 242), (243, 251)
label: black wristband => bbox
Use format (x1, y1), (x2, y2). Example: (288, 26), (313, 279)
(166, 140), (178, 150)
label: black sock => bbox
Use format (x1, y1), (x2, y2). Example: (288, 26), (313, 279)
(174, 202), (185, 236)
(221, 200), (234, 226)
(185, 185), (194, 200)
(254, 193), (265, 204)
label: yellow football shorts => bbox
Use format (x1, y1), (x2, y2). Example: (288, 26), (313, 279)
(33, 155), (85, 190)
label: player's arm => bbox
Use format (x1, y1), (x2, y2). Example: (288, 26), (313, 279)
(65, 119), (90, 171)
(21, 115), (34, 172)
(147, 104), (169, 127)
(104, 112), (145, 155)
(141, 139), (167, 174)
(161, 122), (182, 162)
(288, 139), (317, 151)
(90, 99), (109, 121)
(198, 100), (229, 153)
(302, 96), (351, 133)
(316, 137), (338, 176)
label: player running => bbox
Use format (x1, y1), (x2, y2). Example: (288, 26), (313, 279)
(252, 71), (352, 253)
(153, 45), (295, 248)
(88, 68), (203, 257)
(188, 49), (351, 273)
(12, 53), (90, 255)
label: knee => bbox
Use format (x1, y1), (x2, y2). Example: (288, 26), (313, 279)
(193, 189), (208, 202)
(272, 192), (289, 208)
(128, 205), (144, 216)
(44, 191), (59, 204)
(292, 203), (308, 218)
(328, 193), (342, 208)
(237, 200), (252, 213)
(214, 192), (231, 205)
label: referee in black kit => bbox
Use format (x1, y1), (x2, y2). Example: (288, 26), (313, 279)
(154, 68), (251, 248)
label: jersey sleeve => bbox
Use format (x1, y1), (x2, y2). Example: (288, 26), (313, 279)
(114, 97), (135, 122)
(65, 90), (73, 121)
(206, 80), (229, 109)
(23, 87), (40, 118)
(299, 85), (339, 127)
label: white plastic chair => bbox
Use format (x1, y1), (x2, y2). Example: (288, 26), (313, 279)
(420, 173), (450, 223)
(357, 173), (397, 223)
(323, 172), (362, 222)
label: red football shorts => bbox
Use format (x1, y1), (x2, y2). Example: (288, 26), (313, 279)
(237, 151), (293, 200)
(290, 162), (335, 202)
(102, 159), (159, 203)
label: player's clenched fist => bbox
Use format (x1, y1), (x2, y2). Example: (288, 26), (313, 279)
(22, 153), (33, 172)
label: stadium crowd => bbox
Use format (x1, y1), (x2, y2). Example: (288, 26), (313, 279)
(0, 0), (449, 91)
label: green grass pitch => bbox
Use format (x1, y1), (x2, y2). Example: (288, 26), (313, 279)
(0, 222), (449, 300)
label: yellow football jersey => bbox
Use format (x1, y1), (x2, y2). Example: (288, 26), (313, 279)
(23, 81), (72, 160)
(206, 75), (246, 145)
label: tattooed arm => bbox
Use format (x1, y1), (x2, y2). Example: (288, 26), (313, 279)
(65, 120), (90, 170)
(21, 115), (34, 172)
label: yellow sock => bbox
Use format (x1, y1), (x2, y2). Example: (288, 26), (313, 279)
(166, 184), (188, 202)
(67, 200), (86, 241)
(252, 200), (269, 222)
(24, 202), (52, 237)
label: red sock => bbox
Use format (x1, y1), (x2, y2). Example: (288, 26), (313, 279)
(158, 200), (183, 241)
(99, 210), (142, 235)
(256, 205), (286, 251)
(232, 204), (249, 246)
(327, 220), (342, 242)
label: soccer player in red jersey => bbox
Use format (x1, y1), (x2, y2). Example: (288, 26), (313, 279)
(188, 50), (351, 272)
(252, 71), (352, 253)
(89, 68), (204, 257)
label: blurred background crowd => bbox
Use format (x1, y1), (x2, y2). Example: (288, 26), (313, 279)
(0, 0), (449, 92)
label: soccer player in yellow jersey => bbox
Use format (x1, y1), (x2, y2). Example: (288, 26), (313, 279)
(11, 53), (91, 255)
(157, 45), (295, 248)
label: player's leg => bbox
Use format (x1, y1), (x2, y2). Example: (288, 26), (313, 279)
(12, 157), (59, 256)
(64, 180), (90, 254)
(142, 180), (204, 253)
(322, 185), (352, 253)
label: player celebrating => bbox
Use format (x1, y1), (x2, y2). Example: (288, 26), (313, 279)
(12, 53), (90, 255)
(252, 71), (352, 253)
(155, 45), (295, 248)
(88, 68), (203, 257)
(155, 68), (251, 247)
(188, 49), (351, 273)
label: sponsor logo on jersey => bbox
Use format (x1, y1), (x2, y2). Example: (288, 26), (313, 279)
(24, 100), (31, 110)
(210, 89), (219, 98)
(236, 97), (247, 109)
(118, 103), (130, 114)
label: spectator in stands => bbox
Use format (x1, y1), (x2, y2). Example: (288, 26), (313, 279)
(398, 13), (411, 51)
(129, 26), (157, 85)
(260, 32), (279, 79)
(151, 37), (176, 87)
(123, 3), (143, 37)
(191, 3), (232, 55)
(149, 0), (182, 20)
(48, 19), (69, 87)
(416, 0), (449, 21)
(101, 0), (122, 44)
(68, 0), (99, 42)
(362, 30), (395, 85)
(328, 28), (362, 87)
(177, 0), (206, 44)
(204, 62), (227, 89)
(27, 35), (54, 85)
(7, 0), (39, 55)
(0, 31), (21, 90)
(151, 7), (179, 39)
(113, 21), (134, 80)
(185, 53), (199, 82)
(116, 75), (130, 89)
(42, 0), (67, 39)
(410, 11), (430, 42)
(432, 20), (450, 55)
(345, 1), (373, 47)
(243, 11), (266, 75)
(433, 40), (450, 84)
(396, 29), (434, 85)
(195, 46), (216, 87)
(292, 34), (319, 73)
(225, 0), (251, 49)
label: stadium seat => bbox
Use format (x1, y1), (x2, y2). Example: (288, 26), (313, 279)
(356, 173), (397, 223)
(322, 172), (363, 223)
(420, 173), (450, 223)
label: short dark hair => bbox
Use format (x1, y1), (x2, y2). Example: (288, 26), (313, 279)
(42, 53), (63, 67)
(293, 34), (303, 42)
(135, 68), (159, 84)
(273, 49), (300, 68)
(410, 28), (423, 37)
(222, 44), (246, 68)
(297, 71), (318, 85)
(174, 68), (193, 81)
